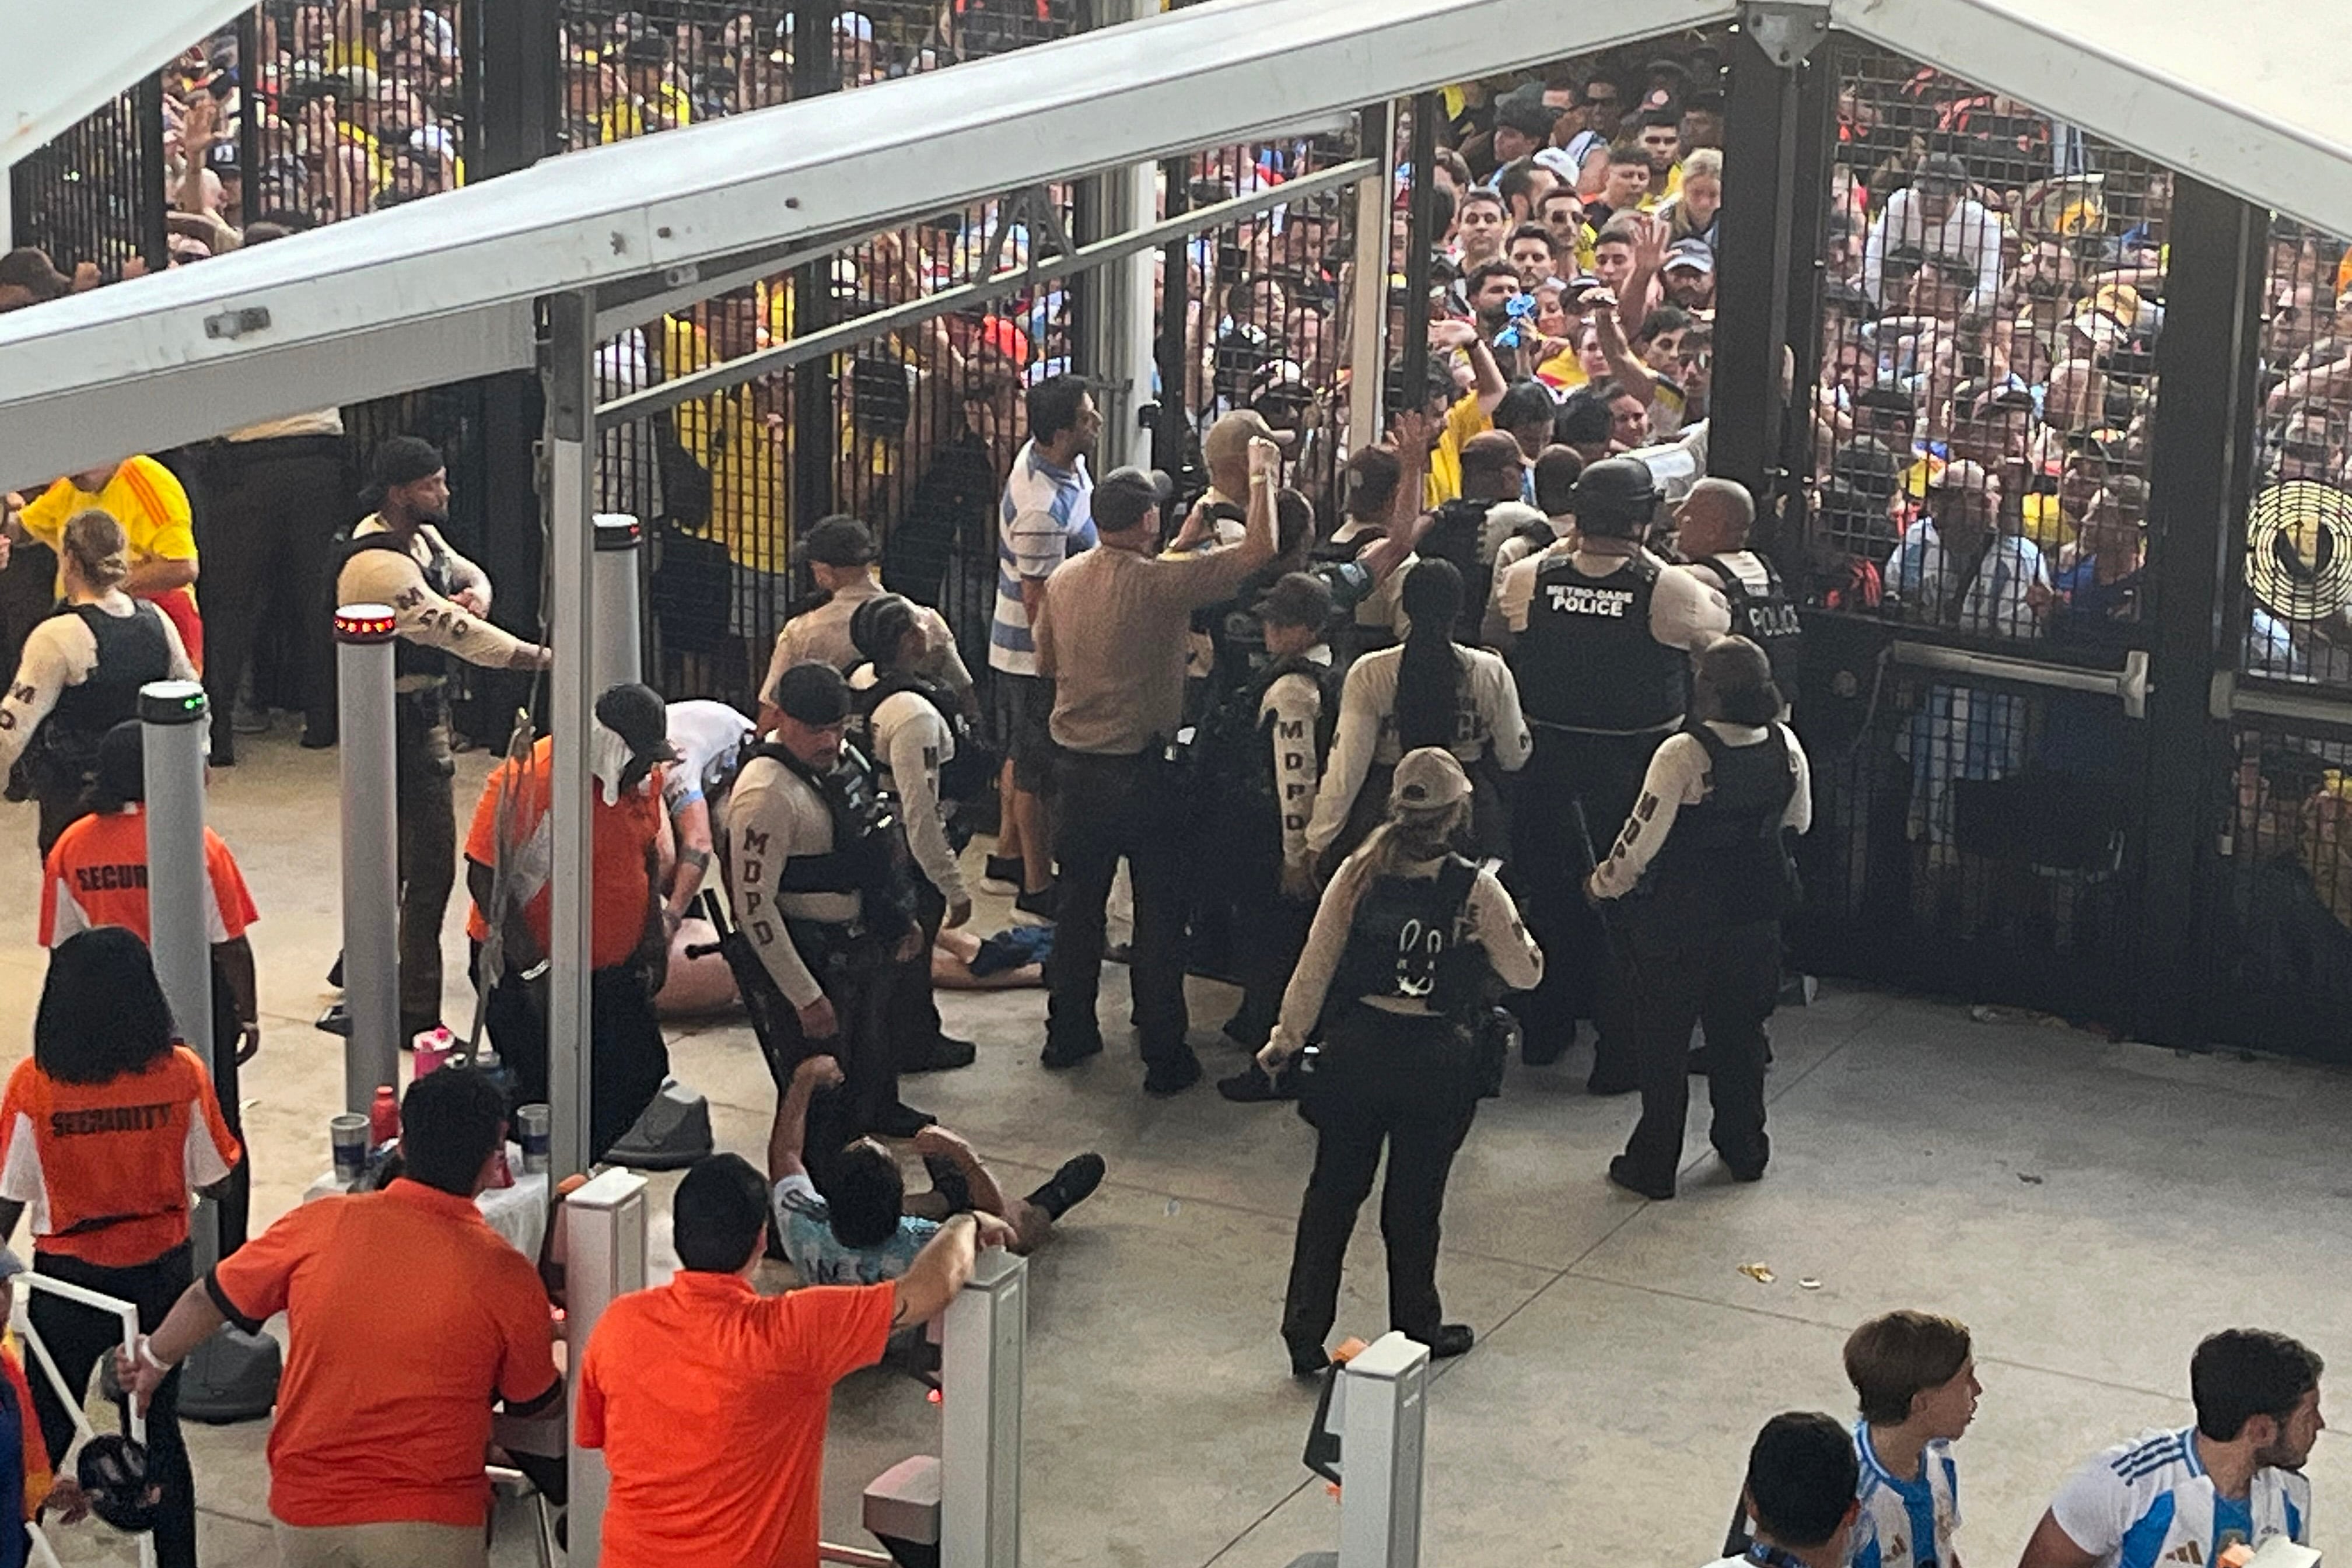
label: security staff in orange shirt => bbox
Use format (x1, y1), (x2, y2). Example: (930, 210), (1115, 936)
(38, 722), (261, 1247)
(579, 1153), (1005, 1568)
(0, 928), (243, 1568)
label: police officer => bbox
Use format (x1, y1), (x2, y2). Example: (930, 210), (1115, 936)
(846, 593), (979, 1075)
(722, 662), (932, 1160)
(1585, 636), (1811, 1199)
(332, 437), (551, 1044)
(1207, 572), (1342, 1100)
(1491, 455), (1728, 1089)
(1674, 478), (1803, 705)
(1303, 559), (1532, 871)
(0, 510), (194, 852)
(1255, 748), (1542, 1376)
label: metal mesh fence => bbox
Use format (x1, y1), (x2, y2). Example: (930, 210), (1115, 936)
(8, 81), (167, 277)
(1804, 46), (2170, 629)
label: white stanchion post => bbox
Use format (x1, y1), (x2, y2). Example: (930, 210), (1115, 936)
(589, 513), (644, 693)
(560, 1167), (646, 1565)
(1336, 1332), (1428, 1568)
(942, 1248), (1026, 1568)
(334, 605), (401, 1113)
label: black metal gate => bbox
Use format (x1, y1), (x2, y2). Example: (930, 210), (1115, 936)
(9, 80), (168, 276)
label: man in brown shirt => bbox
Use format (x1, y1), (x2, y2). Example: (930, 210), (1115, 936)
(1031, 446), (1277, 1092)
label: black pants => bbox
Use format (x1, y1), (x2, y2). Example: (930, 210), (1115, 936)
(750, 932), (900, 1162)
(197, 437), (346, 757)
(484, 955), (671, 1165)
(887, 880), (949, 1064)
(1046, 750), (1191, 1066)
(1222, 860), (1314, 1050)
(396, 692), (457, 1040)
(1511, 728), (1660, 1073)
(29, 1244), (196, 1568)
(206, 957), (250, 1253)
(1616, 917), (1779, 1188)
(1282, 1007), (1480, 1353)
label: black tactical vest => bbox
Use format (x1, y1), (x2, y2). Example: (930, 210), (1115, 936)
(756, 740), (919, 942)
(36, 602), (173, 789)
(1644, 724), (1799, 926)
(1329, 855), (1488, 1016)
(1513, 551), (1688, 733)
(1700, 551), (1804, 694)
(334, 528), (459, 682)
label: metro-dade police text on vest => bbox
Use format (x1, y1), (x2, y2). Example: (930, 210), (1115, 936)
(1545, 583), (1636, 618)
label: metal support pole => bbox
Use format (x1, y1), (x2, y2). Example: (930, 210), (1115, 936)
(942, 1249), (1026, 1568)
(1712, 19), (1823, 497)
(1398, 94), (1438, 419)
(2136, 177), (2264, 1047)
(559, 1167), (648, 1566)
(544, 291), (598, 1180)
(1081, 0), (1158, 471)
(1346, 101), (1395, 456)
(590, 514), (645, 692)
(1150, 160), (1191, 475)
(334, 606), (400, 1114)
(133, 76), (167, 277)
(149, 677), (286, 1419)
(1335, 1333), (1429, 1568)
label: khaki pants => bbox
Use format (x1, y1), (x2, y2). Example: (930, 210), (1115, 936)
(274, 1518), (488, 1568)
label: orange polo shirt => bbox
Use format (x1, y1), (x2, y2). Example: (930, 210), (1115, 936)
(578, 1272), (895, 1567)
(38, 807), (257, 949)
(208, 1178), (559, 1529)
(464, 737), (665, 971)
(18, 459), (205, 671)
(0, 1048), (239, 1268)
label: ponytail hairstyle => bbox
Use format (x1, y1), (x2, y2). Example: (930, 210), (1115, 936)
(60, 509), (131, 593)
(1394, 559), (1466, 753)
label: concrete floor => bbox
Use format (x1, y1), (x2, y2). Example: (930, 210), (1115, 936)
(2, 721), (2348, 1567)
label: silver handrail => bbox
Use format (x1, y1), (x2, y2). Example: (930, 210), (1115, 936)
(1891, 642), (2149, 719)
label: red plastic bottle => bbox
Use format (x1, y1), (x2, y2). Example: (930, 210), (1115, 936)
(369, 1084), (401, 1146)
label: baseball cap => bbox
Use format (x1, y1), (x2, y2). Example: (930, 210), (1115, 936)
(369, 435), (444, 489)
(976, 314), (1031, 368)
(1091, 466), (1174, 533)
(833, 9), (876, 41)
(1389, 747), (1471, 811)
(1202, 409), (1296, 479)
(771, 662), (853, 726)
(594, 684), (680, 765)
(1662, 238), (1715, 275)
(1258, 572), (1334, 631)
(793, 514), (878, 568)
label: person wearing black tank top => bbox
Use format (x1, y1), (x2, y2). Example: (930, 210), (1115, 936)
(0, 510), (194, 852)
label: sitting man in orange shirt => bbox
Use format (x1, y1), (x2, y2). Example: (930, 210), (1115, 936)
(14, 457), (204, 671)
(123, 1067), (561, 1568)
(580, 1152), (1009, 1568)
(39, 720), (261, 1247)
(466, 682), (674, 1161)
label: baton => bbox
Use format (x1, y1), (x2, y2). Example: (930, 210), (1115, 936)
(1567, 794), (1644, 994)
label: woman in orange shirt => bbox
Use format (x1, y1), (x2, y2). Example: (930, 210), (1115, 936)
(0, 928), (243, 1568)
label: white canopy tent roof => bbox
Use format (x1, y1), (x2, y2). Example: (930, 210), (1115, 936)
(9, 0), (2351, 485)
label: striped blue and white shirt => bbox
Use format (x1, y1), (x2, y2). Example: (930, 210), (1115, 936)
(1852, 1420), (1961, 1568)
(2048, 1426), (2311, 1568)
(989, 440), (1094, 677)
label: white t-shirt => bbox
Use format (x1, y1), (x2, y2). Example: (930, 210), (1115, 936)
(662, 700), (755, 815)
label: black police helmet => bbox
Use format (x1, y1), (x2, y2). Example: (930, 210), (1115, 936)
(78, 1433), (159, 1532)
(1573, 456), (1658, 538)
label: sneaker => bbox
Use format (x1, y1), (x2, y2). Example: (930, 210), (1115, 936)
(1040, 1033), (1103, 1070)
(1420, 1323), (1475, 1359)
(314, 1003), (351, 1038)
(1714, 1139), (1769, 1183)
(1142, 1050), (1203, 1097)
(1217, 1063), (1297, 1103)
(1011, 883), (1059, 926)
(869, 1102), (938, 1139)
(1606, 1155), (1675, 1201)
(901, 1036), (977, 1073)
(300, 727), (337, 750)
(980, 854), (1024, 895)
(1026, 1152), (1105, 1220)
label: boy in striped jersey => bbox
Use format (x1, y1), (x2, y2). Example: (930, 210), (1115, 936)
(2021, 1329), (2323, 1568)
(1844, 1311), (1978, 1568)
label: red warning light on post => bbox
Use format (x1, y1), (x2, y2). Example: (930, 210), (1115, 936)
(332, 604), (399, 643)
